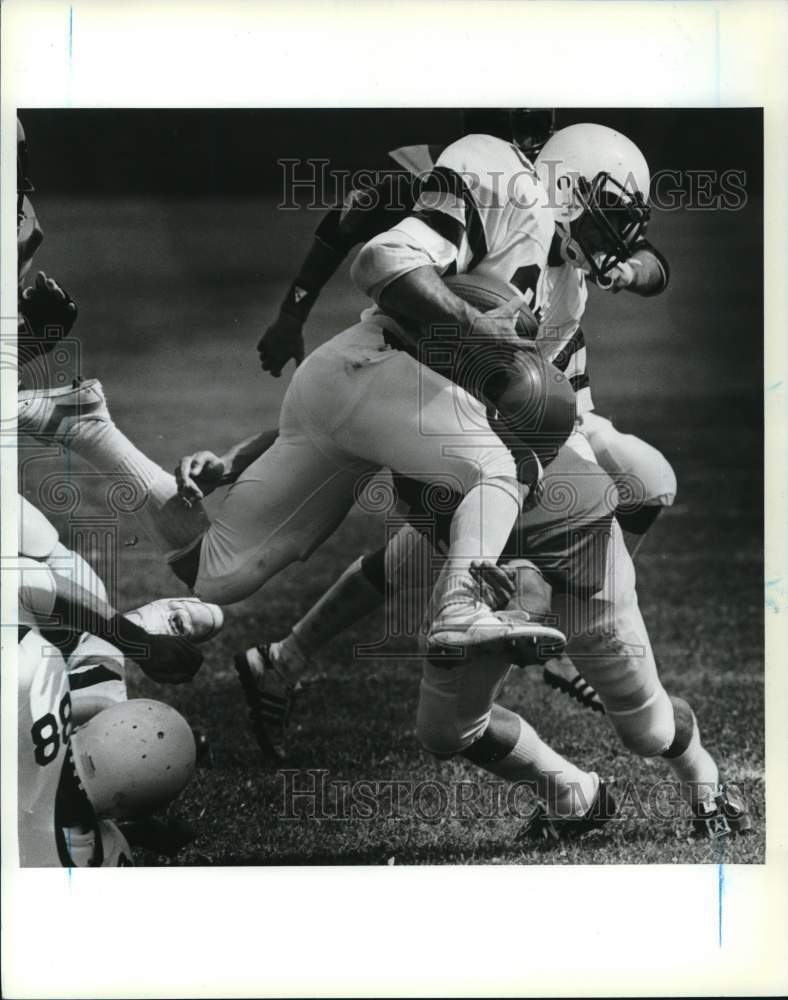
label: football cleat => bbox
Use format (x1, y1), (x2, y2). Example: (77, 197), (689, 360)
(519, 778), (619, 844)
(691, 784), (753, 840)
(17, 377), (109, 443)
(427, 604), (565, 665)
(542, 654), (605, 713)
(234, 644), (295, 763)
(125, 597), (224, 644)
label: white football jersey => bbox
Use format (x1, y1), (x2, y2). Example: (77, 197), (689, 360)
(18, 627), (133, 867)
(19, 628), (76, 866)
(355, 134), (554, 331)
(535, 258), (593, 413)
(377, 139), (593, 411)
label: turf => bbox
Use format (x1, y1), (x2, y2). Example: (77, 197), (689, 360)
(18, 193), (765, 865)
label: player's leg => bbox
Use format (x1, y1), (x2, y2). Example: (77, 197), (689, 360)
(578, 411), (676, 554)
(18, 380), (210, 573)
(20, 494), (109, 603)
(551, 520), (729, 819)
(264, 550), (386, 684)
(193, 407), (372, 607)
(296, 338), (560, 656)
(416, 651), (605, 826)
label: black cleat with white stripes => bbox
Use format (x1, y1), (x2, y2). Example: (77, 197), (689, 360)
(234, 644), (294, 765)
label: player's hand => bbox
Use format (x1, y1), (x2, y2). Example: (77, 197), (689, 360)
(470, 560), (517, 611)
(468, 296), (526, 353)
(597, 259), (640, 294)
(175, 450), (226, 504)
(18, 271), (78, 360)
(137, 633), (204, 685)
(258, 311), (305, 376)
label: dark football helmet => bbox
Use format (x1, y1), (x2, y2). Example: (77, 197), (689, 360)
(462, 108), (556, 159)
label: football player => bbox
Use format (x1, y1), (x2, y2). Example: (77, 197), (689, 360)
(15, 118), (222, 715)
(231, 125), (746, 838)
(257, 109), (556, 377)
(255, 116), (676, 705)
(20, 495), (223, 721)
(20, 126), (589, 663)
(18, 547), (206, 866)
(258, 114), (675, 550)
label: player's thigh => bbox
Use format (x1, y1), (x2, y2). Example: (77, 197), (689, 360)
(553, 520), (658, 707)
(416, 653), (513, 755)
(330, 351), (516, 492)
(195, 433), (369, 605)
(506, 445), (617, 596)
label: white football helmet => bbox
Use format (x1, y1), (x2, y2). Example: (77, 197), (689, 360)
(535, 123), (651, 281)
(71, 699), (196, 819)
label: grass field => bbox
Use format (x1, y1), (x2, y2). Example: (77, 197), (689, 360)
(19, 192), (765, 865)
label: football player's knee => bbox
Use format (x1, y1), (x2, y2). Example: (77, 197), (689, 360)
(614, 434), (676, 507)
(456, 448), (517, 495)
(582, 415), (677, 507)
(647, 451), (677, 507)
(19, 497), (59, 560)
(19, 556), (57, 621)
(415, 697), (489, 758)
(195, 535), (292, 605)
(607, 686), (675, 757)
(415, 713), (468, 758)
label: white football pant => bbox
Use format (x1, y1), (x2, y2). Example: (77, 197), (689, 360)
(196, 321), (517, 604)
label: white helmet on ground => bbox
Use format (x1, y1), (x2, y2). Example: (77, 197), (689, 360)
(535, 123), (651, 281)
(71, 699), (196, 819)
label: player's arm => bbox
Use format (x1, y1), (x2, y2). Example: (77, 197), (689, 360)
(259, 178), (416, 376)
(175, 427), (279, 503)
(352, 219), (523, 353)
(353, 135), (550, 352)
(602, 240), (670, 296)
(19, 558), (202, 684)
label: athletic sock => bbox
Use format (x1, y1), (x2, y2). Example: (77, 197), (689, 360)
(283, 556), (385, 676)
(474, 710), (599, 819)
(434, 477), (522, 613)
(269, 633), (310, 685)
(66, 417), (209, 561)
(663, 716), (719, 811)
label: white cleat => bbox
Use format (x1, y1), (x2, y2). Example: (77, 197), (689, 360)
(427, 603), (565, 665)
(125, 598), (224, 644)
(18, 377), (110, 443)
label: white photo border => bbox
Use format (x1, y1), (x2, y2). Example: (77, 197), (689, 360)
(2, 1), (786, 997)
